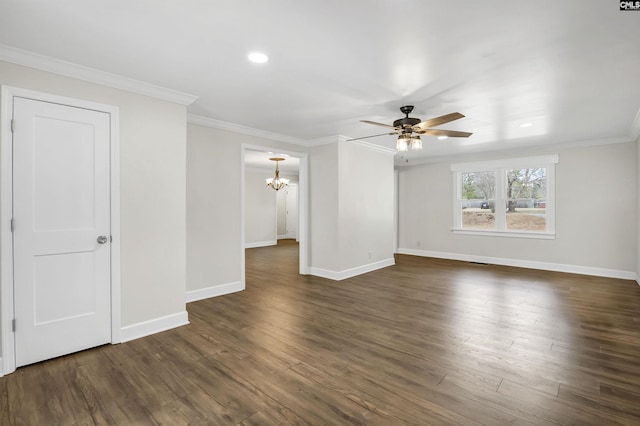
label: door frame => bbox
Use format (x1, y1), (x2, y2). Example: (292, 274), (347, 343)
(240, 144), (309, 287)
(0, 86), (121, 376)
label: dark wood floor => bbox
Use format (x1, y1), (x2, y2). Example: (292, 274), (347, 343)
(2, 239), (640, 425)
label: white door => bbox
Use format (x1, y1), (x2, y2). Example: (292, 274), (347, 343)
(12, 97), (111, 367)
(286, 185), (298, 240)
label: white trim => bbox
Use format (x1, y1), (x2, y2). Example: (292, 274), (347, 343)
(277, 234), (289, 240)
(109, 101), (122, 345)
(394, 170), (399, 253)
(347, 138), (397, 155)
(0, 357), (3, 377)
(0, 86), (15, 376)
(310, 258), (395, 281)
(0, 44), (198, 106)
(189, 114), (305, 146)
(452, 229), (556, 239)
(397, 248), (636, 281)
(240, 147), (246, 288)
(274, 187), (278, 243)
(120, 311), (189, 343)
(451, 154), (559, 172)
(186, 281), (243, 303)
(245, 240), (277, 248)
(305, 135), (343, 147)
(298, 155), (309, 274)
(0, 86), (122, 375)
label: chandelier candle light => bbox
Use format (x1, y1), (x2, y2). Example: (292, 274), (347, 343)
(266, 157), (289, 191)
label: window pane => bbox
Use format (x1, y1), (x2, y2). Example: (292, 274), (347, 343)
(506, 168), (547, 231)
(461, 171), (496, 229)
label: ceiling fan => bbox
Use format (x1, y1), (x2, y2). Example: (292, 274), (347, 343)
(348, 105), (472, 151)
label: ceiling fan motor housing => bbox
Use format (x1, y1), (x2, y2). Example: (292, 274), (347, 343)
(394, 105), (421, 128)
(393, 116), (421, 128)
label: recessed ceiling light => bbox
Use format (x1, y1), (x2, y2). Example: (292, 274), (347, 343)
(520, 122), (533, 128)
(438, 136), (448, 140)
(248, 52), (269, 64)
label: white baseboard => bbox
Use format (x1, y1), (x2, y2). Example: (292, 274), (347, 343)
(277, 234), (288, 240)
(120, 311), (189, 343)
(245, 240), (277, 248)
(310, 258), (395, 281)
(186, 281), (244, 303)
(0, 357), (3, 377)
(397, 248), (637, 281)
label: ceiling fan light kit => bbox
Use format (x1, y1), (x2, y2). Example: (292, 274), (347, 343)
(396, 134), (410, 152)
(266, 157), (289, 191)
(410, 135), (422, 150)
(350, 105), (472, 152)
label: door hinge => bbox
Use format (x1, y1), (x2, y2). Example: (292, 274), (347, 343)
(10, 218), (15, 232)
(12, 319), (16, 332)
(10, 119), (15, 133)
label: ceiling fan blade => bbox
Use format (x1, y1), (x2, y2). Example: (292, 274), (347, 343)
(413, 112), (465, 130)
(361, 120), (398, 130)
(346, 132), (397, 141)
(416, 129), (473, 138)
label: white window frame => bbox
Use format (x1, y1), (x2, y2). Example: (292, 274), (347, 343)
(451, 154), (558, 239)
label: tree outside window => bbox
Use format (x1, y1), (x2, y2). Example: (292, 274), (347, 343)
(506, 168), (547, 231)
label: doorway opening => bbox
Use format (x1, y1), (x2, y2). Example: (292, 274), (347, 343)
(240, 145), (308, 287)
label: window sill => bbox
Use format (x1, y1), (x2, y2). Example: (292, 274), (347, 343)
(452, 229), (556, 240)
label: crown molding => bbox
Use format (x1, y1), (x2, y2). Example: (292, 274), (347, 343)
(187, 114), (306, 146)
(305, 134), (397, 155)
(346, 138), (397, 155)
(305, 135), (342, 147)
(0, 44), (198, 105)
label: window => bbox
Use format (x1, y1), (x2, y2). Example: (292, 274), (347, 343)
(452, 155), (557, 239)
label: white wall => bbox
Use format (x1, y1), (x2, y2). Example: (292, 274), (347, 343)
(398, 142), (637, 278)
(186, 124), (242, 294)
(244, 169), (277, 246)
(338, 142), (395, 271)
(309, 140), (396, 279)
(186, 123), (306, 296)
(0, 61), (188, 338)
(309, 143), (340, 272)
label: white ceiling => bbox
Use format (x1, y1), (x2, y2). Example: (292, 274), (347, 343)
(244, 149), (300, 174)
(1, 1), (639, 166)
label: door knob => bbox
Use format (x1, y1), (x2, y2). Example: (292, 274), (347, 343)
(97, 235), (108, 244)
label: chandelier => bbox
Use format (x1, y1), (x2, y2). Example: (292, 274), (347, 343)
(266, 157), (289, 191)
